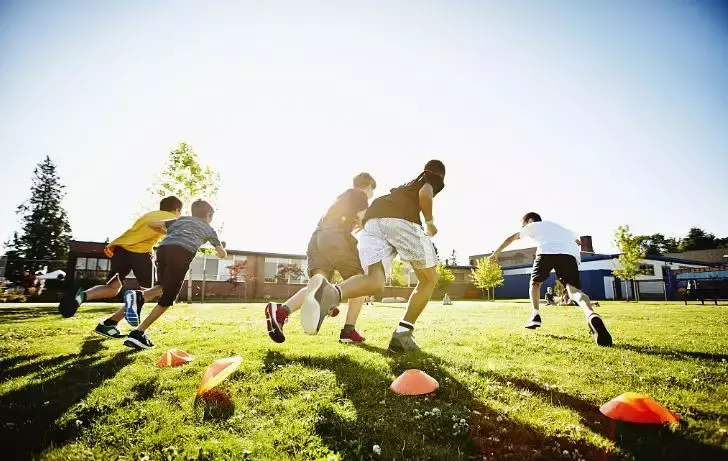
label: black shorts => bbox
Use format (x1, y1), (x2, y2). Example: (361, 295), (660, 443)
(108, 247), (154, 288)
(306, 228), (364, 280)
(156, 245), (196, 307)
(531, 254), (581, 289)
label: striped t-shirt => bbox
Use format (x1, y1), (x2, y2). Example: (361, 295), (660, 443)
(159, 216), (221, 254)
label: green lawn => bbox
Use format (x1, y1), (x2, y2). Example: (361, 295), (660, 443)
(1, 300), (727, 461)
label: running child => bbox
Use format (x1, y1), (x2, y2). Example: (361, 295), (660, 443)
(299, 160), (446, 353)
(58, 196), (183, 339)
(122, 199), (226, 349)
(265, 173), (377, 344)
(489, 212), (612, 346)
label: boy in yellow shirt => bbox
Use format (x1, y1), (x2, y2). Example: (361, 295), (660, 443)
(58, 196), (183, 339)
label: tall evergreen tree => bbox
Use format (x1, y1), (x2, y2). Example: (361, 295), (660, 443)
(4, 157), (72, 277)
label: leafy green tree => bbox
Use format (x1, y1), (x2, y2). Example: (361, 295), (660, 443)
(612, 225), (646, 301)
(149, 142), (220, 213)
(470, 257), (504, 300)
(679, 228), (720, 252)
(435, 262), (455, 291)
(636, 233), (680, 255)
(4, 157), (72, 279)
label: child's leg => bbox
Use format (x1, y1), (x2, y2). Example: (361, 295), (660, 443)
(338, 263), (387, 299)
(401, 266), (437, 324)
(530, 281), (542, 313)
(344, 296), (366, 327)
(136, 304), (168, 332)
(566, 284), (594, 318)
(84, 275), (123, 301)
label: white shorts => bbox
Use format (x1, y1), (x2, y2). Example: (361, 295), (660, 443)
(358, 218), (438, 273)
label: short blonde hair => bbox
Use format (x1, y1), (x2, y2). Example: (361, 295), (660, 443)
(353, 172), (376, 190)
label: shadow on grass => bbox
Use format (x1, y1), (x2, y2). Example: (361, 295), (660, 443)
(0, 337), (135, 460)
(544, 333), (728, 362)
(263, 345), (610, 461)
(469, 368), (727, 460)
(0, 304), (120, 324)
(194, 389), (235, 422)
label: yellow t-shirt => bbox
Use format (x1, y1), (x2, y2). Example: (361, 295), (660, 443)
(104, 210), (178, 257)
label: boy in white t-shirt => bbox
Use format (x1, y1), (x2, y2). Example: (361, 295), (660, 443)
(490, 212), (612, 346)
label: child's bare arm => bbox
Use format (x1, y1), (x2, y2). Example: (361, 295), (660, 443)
(215, 241), (227, 259)
(418, 183), (437, 236)
(490, 232), (520, 261)
(147, 220), (172, 234)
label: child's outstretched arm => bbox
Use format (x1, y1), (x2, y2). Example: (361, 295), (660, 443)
(418, 183), (437, 236)
(490, 232), (520, 262)
(215, 241), (227, 259)
(147, 219), (175, 234)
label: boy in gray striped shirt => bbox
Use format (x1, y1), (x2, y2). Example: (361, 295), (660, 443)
(122, 199), (227, 350)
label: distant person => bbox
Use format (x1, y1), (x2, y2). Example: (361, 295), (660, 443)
(490, 212), (612, 346)
(545, 286), (555, 305)
(58, 196), (183, 339)
(124, 199), (227, 349)
(443, 293), (453, 305)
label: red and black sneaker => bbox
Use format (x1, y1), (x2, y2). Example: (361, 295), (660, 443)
(339, 328), (366, 344)
(265, 302), (289, 343)
(330, 307), (340, 317)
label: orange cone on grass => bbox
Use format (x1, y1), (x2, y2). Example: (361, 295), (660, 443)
(390, 369), (439, 395)
(197, 357), (242, 396)
(156, 348), (194, 367)
(600, 392), (679, 424)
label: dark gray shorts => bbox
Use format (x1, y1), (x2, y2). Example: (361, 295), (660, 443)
(306, 229), (364, 280)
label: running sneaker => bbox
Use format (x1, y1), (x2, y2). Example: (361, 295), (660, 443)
(265, 302), (289, 343)
(124, 330), (154, 349)
(587, 313), (613, 346)
(300, 274), (341, 334)
(123, 290), (143, 327)
(339, 328), (366, 344)
(388, 329), (420, 353)
(524, 313), (542, 329)
(93, 323), (124, 339)
(59, 287), (85, 318)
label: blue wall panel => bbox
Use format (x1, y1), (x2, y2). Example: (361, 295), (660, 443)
(495, 270), (610, 299)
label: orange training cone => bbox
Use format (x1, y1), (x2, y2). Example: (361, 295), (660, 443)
(600, 392), (679, 424)
(156, 348), (194, 367)
(390, 369), (439, 395)
(197, 357), (243, 396)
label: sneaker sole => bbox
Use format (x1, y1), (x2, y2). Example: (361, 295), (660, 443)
(265, 304), (286, 343)
(524, 323), (541, 329)
(123, 337), (152, 350)
(589, 315), (613, 346)
(301, 274), (325, 335)
(339, 338), (365, 344)
(93, 328), (124, 339)
(123, 291), (139, 327)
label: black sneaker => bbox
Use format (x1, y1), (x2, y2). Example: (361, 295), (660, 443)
(524, 313), (542, 329)
(124, 330), (154, 349)
(588, 313), (612, 346)
(94, 323), (124, 339)
(59, 287), (85, 318)
(123, 290), (144, 327)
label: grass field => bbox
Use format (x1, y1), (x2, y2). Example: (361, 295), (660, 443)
(1, 300), (727, 461)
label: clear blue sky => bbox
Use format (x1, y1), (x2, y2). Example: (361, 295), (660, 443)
(1, 0), (727, 260)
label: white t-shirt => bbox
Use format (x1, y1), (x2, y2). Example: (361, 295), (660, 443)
(519, 221), (581, 261)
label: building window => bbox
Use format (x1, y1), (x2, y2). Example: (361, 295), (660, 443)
(219, 255), (248, 281)
(74, 256), (110, 281)
(264, 257), (306, 283)
(639, 264), (656, 276)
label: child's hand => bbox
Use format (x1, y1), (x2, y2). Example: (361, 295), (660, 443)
(221, 241), (227, 249)
(426, 221), (438, 237)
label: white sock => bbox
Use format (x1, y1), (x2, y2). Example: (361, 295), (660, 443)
(532, 309), (541, 317)
(395, 320), (414, 333)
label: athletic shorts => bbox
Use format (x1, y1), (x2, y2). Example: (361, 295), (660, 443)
(358, 217), (437, 273)
(156, 245), (196, 307)
(531, 254), (581, 288)
(306, 228), (363, 280)
(108, 247), (154, 288)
